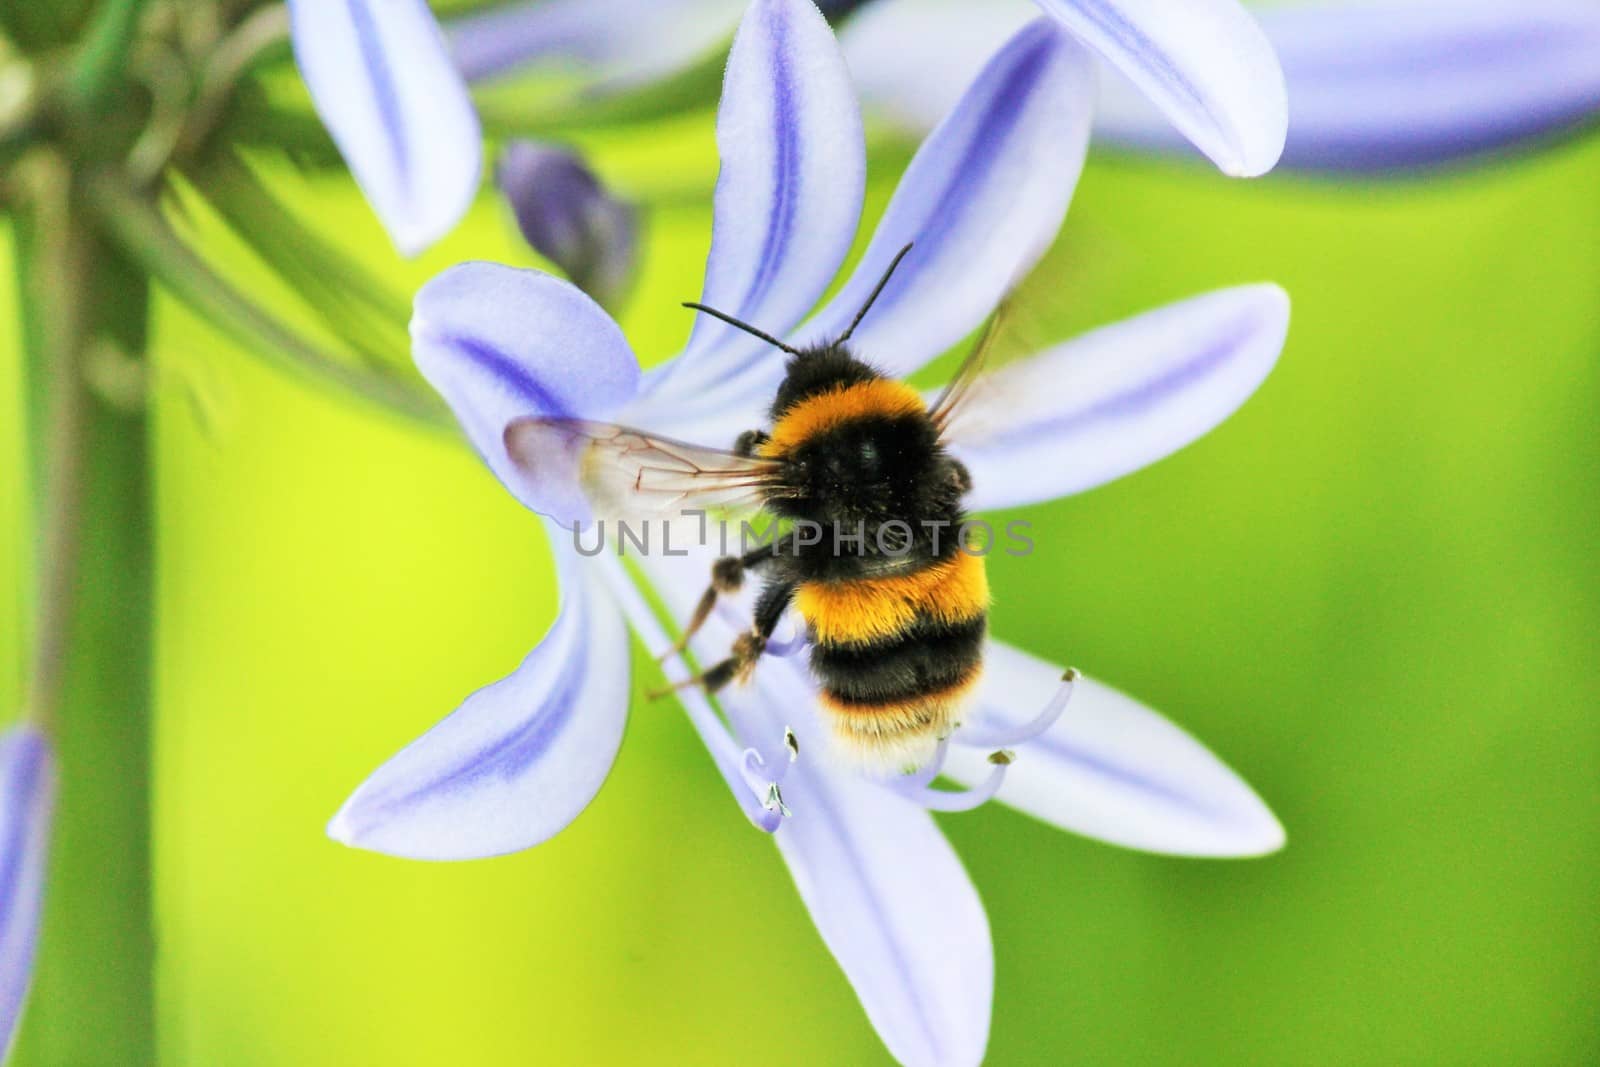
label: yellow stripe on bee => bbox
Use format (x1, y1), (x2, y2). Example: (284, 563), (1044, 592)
(798, 551), (990, 646)
(761, 379), (927, 457)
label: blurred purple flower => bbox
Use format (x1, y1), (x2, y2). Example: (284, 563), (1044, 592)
(287, 0), (1289, 256)
(455, 0), (1288, 175)
(448, 0), (754, 89)
(0, 725), (55, 1057)
(330, 4), (1287, 1063)
(841, 0), (1600, 173)
(496, 141), (639, 312)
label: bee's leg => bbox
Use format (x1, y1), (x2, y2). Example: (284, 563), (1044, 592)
(657, 534), (793, 662)
(733, 429), (770, 458)
(652, 579), (796, 697)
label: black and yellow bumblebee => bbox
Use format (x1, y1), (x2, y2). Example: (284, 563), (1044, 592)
(508, 245), (1003, 771)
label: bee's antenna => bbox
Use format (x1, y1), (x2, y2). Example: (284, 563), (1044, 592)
(838, 242), (914, 343)
(682, 302), (801, 356)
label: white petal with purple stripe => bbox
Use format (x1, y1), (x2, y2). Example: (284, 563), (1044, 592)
(841, 0), (1038, 133)
(412, 263), (641, 524)
(650, 0), (865, 402)
(0, 726), (54, 1056)
(1096, 0), (1600, 172)
(672, 17), (1095, 424)
(1262, 0), (1600, 171)
(713, 649), (997, 1066)
(948, 284), (1289, 512)
(449, 0), (745, 88)
(776, 758), (992, 1067)
(609, 555), (786, 833)
(1032, 0), (1286, 177)
(946, 643), (1284, 857)
(798, 18), (1095, 378)
(287, 0), (481, 255)
(328, 538), (629, 860)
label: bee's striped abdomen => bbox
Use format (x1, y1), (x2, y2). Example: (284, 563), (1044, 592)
(799, 551), (990, 770)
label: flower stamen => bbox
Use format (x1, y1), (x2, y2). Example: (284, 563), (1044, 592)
(895, 750), (1015, 813)
(954, 668), (1080, 749)
(763, 620), (808, 658)
(741, 740), (797, 819)
(763, 783), (792, 819)
(901, 737), (951, 791)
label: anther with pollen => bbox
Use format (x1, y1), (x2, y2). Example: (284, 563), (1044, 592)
(763, 783), (792, 818)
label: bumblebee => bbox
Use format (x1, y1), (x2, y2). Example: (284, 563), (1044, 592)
(507, 245), (1003, 770)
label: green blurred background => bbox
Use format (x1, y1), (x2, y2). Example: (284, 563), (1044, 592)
(4, 108), (1598, 1063)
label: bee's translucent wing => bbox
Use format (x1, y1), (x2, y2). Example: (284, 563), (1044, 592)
(926, 302), (1010, 435)
(930, 286), (1290, 510)
(505, 416), (779, 527)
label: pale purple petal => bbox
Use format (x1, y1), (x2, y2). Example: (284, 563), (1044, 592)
(449, 0), (744, 88)
(1265, 0), (1600, 171)
(948, 284), (1289, 512)
(647, 0), (865, 403)
(328, 537), (629, 860)
(1096, 0), (1600, 173)
(287, 0), (481, 255)
(716, 646), (995, 1066)
(945, 642), (1284, 857)
(776, 758), (992, 1067)
(794, 19), (1095, 380)
(0, 726), (53, 1057)
(611, 555), (783, 832)
(497, 141), (639, 310)
(840, 0), (1037, 133)
(1031, 0), (1286, 177)
(412, 263), (640, 523)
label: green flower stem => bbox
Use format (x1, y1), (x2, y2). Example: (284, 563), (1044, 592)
(66, 0), (150, 118)
(10, 157), (155, 1067)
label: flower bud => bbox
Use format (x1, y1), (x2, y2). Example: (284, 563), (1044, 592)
(496, 141), (640, 310)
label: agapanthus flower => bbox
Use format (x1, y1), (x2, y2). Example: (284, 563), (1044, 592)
(330, 3), (1287, 1062)
(841, 0), (1600, 173)
(287, 0), (1288, 256)
(0, 725), (55, 1057)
